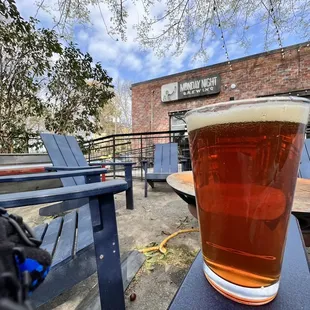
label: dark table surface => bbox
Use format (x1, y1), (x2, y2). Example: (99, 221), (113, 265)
(169, 215), (310, 310)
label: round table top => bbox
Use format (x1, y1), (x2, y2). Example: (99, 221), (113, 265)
(166, 171), (195, 198)
(167, 171), (310, 213)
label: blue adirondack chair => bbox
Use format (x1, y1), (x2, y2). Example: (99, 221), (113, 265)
(0, 168), (145, 309)
(142, 143), (180, 197)
(39, 133), (134, 216)
(294, 138), (310, 246)
(299, 138), (310, 178)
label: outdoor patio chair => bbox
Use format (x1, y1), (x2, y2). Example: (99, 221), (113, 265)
(0, 168), (145, 309)
(294, 138), (310, 245)
(299, 138), (310, 178)
(39, 133), (135, 216)
(142, 143), (185, 197)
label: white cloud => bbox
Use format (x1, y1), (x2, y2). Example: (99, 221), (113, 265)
(77, 30), (89, 41)
(15, 0), (297, 84)
(88, 39), (121, 63)
(106, 67), (120, 81)
(122, 54), (143, 71)
(14, 0), (238, 81)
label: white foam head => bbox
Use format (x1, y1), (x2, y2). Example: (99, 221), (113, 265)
(185, 97), (310, 132)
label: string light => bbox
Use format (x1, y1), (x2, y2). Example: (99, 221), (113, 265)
(214, 1), (232, 71)
(268, 0), (284, 57)
(297, 42), (310, 52)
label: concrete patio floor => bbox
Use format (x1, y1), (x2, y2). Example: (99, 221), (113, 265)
(12, 180), (200, 310)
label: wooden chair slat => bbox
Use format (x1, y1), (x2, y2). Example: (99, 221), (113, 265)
(40, 217), (63, 256)
(53, 135), (84, 185)
(299, 139), (310, 178)
(299, 163), (310, 179)
(153, 144), (163, 172)
(300, 144), (309, 164)
(145, 143), (180, 197)
(170, 143), (179, 173)
(52, 211), (77, 267)
(76, 204), (94, 253)
(40, 134), (76, 187)
(33, 223), (48, 241)
(304, 139), (310, 160)
(161, 144), (171, 173)
(65, 135), (89, 166)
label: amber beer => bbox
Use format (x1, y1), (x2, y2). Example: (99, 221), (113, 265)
(185, 97), (310, 305)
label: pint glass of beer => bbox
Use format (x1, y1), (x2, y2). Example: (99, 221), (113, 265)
(185, 97), (309, 305)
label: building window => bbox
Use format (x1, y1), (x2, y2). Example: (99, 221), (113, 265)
(169, 110), (188, 131)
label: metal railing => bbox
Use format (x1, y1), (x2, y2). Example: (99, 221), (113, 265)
(83, 130), (191, 180)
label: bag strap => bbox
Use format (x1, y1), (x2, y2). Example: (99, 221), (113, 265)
(0, 208), (42, 247)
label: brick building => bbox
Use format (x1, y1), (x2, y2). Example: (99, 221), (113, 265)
(132, 42), (310, 134)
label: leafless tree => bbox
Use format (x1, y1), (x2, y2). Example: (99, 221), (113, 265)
(113, 78), (132, 131)
(99, 78), (132, 135)
(35, 0), (310, 60)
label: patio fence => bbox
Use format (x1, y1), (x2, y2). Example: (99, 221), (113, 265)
(83, 130), (191, 180)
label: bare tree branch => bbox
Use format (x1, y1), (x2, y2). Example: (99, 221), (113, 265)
(35, 0), (45, 17)
(35, 0), (310, 61)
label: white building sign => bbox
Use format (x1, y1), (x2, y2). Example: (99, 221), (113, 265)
(161, 74), (221, 102)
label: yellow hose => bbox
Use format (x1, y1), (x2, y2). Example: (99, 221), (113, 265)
(138, 228), (199, 254)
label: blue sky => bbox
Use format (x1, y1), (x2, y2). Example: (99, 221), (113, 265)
(16, 0), (307, 84)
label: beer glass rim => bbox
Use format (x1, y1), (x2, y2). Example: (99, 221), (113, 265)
(185, 96), (310, 117)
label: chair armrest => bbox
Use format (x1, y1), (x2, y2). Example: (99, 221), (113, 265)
(0, 168), (108, 183)
(141, 160), (148, 163)
(89, 162), (104, 167)
(0, 180), (127, 209)
(92, 162), (136, 166)
(45, 166), (102, 171)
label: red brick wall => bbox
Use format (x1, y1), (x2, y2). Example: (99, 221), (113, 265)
(132, 45), (310, 133)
